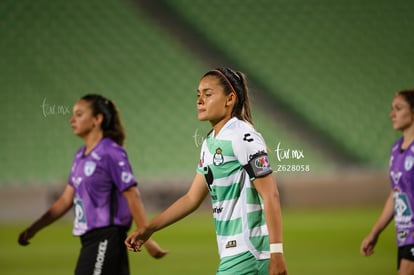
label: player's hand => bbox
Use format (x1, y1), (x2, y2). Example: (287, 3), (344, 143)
(18, 228), (35, 246)
(125, 227), (153, 252)
(360, 233), (378, 256)
(269, 253), (288, 275)
(144, 238), (168, 259)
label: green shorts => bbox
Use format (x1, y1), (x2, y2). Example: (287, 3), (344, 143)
(216, 251), (269, 275)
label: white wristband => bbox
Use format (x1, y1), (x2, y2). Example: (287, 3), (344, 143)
(269, 243), (283, 254)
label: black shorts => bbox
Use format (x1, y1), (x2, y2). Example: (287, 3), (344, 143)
(75, 226), (130, 275)
(398, 244), (414, 269)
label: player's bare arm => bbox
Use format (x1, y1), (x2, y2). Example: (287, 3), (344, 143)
(125, 173), (208, 252)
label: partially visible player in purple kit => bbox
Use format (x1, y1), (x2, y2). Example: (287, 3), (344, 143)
(18, 94), (167, 275)
(361, 89), (414, 274)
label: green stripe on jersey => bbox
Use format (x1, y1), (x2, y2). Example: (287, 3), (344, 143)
(215, 182), (241, 201)
(206, 138), (234, 157)
(246, 188), (262, 205)
(247, 209), (266, 229)
(249, 235), (269, 252)
(210, 161), (242, 179)
(215, 217), (242, 236)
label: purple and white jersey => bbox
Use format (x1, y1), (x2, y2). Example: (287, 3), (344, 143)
(68, 138), (137, 236)
(390, 137), (414, 247)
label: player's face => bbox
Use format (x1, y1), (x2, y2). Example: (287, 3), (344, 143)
(390, 95), (414, 131)
(197, 75), (234, 124)
(70, 100), (100, 137)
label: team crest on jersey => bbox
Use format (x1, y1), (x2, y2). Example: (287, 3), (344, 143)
(213, 148), (224, 166)
(405, 156), (414, 171)
(84, 161), (96, 177)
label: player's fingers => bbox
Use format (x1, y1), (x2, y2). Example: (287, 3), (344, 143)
(125, 232), (137, 247)
(360, 244), (368, 255)
(125, 240), (136, 250)
(361, 244), (373, 256)
(18, 231), (30, 246)
(126, 242), (139, 252)
(127, 243), (135, 252)
(359, 243), (366, 255)
(133, 243), (143, 252)
(18, 238), (29, 246)
(366, 246), (374, 256)
(360, 239), (371, 254)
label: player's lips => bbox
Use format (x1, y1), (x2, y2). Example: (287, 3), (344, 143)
(197, 109), (206, 114)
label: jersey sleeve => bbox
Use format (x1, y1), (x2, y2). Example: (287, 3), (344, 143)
(233, 130), (268, 165)
(233, 130), (273, 180)
(196, 139), (208, 175)
(106, 146), (138, 192)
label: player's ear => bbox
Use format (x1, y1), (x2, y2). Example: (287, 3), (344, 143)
(94, 113), (104, 128)
(225, 92), (237, 107)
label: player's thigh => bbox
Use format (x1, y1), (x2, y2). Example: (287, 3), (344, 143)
(75, 226), (129, 275)
(399, 259), (414, 275)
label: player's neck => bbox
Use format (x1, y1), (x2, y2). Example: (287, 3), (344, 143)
(83, 131), (104, 155)
(210, 116), (233, 137)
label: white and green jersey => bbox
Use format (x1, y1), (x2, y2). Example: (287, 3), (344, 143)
(197, 117), (273, 260)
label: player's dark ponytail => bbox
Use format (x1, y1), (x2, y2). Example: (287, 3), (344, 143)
(81, 94), (126, 146)
(397, 89), (414, 111)
(203, 67), (253, 125)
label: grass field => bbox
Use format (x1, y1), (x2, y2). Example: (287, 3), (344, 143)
(1, 207), (396, 275)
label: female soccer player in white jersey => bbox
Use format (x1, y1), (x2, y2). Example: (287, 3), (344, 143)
(18, 94), (166, 275)
(125, 68), (288, 275)
(361, 89), (414, 274)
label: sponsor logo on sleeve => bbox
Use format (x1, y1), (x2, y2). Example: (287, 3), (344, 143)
(121, 171), (133, 183)
(255, 155), (270, 169)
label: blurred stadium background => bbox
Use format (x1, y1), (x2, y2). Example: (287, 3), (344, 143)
(0, 0), (413, 274)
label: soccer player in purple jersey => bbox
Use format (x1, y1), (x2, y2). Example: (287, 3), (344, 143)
(18, 94), (166, 275)
(361, 89), (414, 274)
